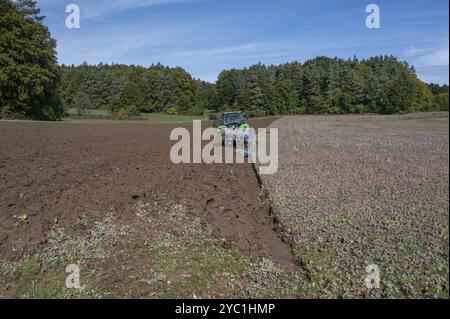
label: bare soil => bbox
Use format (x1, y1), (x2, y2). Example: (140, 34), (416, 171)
(0, 119), (295, 270)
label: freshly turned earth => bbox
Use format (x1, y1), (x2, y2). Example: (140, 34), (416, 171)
(0, 118), (295, 270)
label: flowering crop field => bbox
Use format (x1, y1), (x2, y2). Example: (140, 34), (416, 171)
(263, 112), (449, 298)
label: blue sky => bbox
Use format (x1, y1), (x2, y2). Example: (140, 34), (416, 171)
(37, 0), (449, 84)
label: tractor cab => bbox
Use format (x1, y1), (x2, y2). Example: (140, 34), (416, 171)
(214, 112), (251, 150)
(214, 112), (249, 129)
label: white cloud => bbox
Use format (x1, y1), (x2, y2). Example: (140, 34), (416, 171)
(418, 48), (449, 66)
(402, 37), (449, 83)
(403, 37), (449, 67)
(415, 65), (449, 84)
(55, 21), (200, 65)
(403, 47), (432, 57)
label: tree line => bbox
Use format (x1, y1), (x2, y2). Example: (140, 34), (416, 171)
(59, 63), (213, 117)
(0, 0), (448, 120)
(215, 57), (448, 116)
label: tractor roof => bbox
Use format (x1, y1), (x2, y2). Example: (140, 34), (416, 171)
(220, 111), (245, 115)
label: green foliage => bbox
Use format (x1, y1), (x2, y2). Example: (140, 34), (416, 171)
(428, 84), (449, 111)
(59, 57), (441, 117)
(354, 104), (369, 114)
(139, 102), (157, 113)
(166, 107), (178, 115)
(412, 80), (433, 112)
(115, 105), (139, 120)
(327, 106), (341, 114)
(428, 83), (449, 95)
(116, 107), (130, 120)
(0, 0), (62, 120)
(59, 63), (206, 116)
(247, 109), (267, 118)
(21, 259), (40, 279)
(72, 90), (91, 115)
(433, 93), (449, 111)
(120, 80), (143, 111)
(215, 56), (440, 115)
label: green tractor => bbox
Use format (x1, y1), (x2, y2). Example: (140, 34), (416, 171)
(214, 112), (251, 150)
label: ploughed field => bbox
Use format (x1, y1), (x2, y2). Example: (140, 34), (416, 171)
(0, 119), (297, 298)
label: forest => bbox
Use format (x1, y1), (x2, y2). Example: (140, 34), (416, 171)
(0, 0), (448, 120)
(59, 63), (214, 117)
